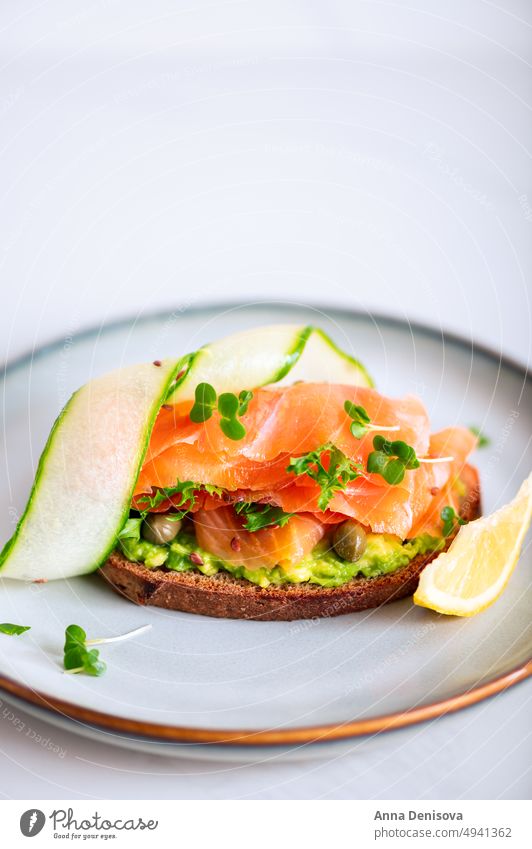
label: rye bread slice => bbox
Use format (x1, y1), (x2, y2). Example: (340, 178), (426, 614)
(100, 467), (480, 621)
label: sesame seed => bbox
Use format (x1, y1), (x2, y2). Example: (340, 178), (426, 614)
(230, 536), (241, 551)
(189, 552), (204, 566)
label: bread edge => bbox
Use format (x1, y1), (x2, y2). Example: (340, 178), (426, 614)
(99, 466), (481, 621)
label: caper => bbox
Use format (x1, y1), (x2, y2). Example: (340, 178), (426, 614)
(141, 513), (182, 545)
(332, 520), (367, 562)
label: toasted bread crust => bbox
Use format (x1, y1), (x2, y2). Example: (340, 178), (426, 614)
(100, 467), (480, 621)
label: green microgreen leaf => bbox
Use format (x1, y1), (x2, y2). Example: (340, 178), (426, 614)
(350, 421), (368, 439)
(393, 440), (418, 465)
(286, 443), (362, 511)
(189, 383), (252, 440)
(469, 426), (490, 449)
(65, 624), (86, 647)
(0, 623), (31, 636)
(366, 450), (388, 477)
(238, 390), (253, 416)
(344, 401), (371, 424)
(366, 436), (420, 485)
(384, 458), (408, 485)
(440, 505), (467, 537)
(64, 624), (107, 677)
(234, 502), (295, 532)
(344, 400), (400, 440)
(344, 400), (371, 438)
(217, 392), (239, 418)
(63, 624), (151, 677)
(217, 390), (252, 441)
(219, 417), (246, 440)
(189, 382), (217, 423)
(199, 382), (217, 406)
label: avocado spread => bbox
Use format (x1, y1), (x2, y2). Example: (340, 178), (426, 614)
(118, 518), (444, 589)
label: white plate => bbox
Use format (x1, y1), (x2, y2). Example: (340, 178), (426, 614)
(0, 303), (530, 757)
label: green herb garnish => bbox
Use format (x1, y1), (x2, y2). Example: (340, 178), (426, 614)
(189, 382), (253, 440)
(440, 505), (467, 537)
(189, 382), (217, 423)
(367, 435), (420, 485)
(344, 401), (371, 438)
(136, 480), (198, 515)
(469, 426), (490, 449)
(136, 481), (223, 518)
(234, 502), (295, 532)
(217, 393), (246, 440)
(63, 624), (151, 677)
(287, 443), (362, 511)
(344, 401), (400, 439)
(0, 623), (30, 636)
(367, 435), (456, 484)
(237, 390), (253, 415)
(64, 625), (106, 677)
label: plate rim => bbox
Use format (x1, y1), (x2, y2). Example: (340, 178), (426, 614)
(2, 299), (531, 379)
(1, 301), (531, 747)
(0, 662), (530, 747)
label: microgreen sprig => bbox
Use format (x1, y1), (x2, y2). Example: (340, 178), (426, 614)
(366, 435), (420, 485)
(189, 383), (253, 441)
(135, 481), (223, 519)
(287, 443), (363, 511)
(189, 382), (217, 423)
(367, 436), (455, 485)
(344, 401), (400, 439)
(237, 390), (253, 415)
(234, 502), (295, 532)
(218, 393), (246, 440)
(440, 506), (468, 537)
(0, 623), (30, 636)
(63, 624), (151, 677)
(63, 625), (107, 677)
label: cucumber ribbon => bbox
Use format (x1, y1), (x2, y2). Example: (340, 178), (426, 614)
(0, 325), (372, 580)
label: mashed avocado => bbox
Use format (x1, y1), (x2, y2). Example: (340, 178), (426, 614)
(118, 518), (444, 589)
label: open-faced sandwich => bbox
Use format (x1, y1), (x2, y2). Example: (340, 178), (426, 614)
(0, 324), (490, 620)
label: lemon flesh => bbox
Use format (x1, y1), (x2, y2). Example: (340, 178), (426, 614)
(414, 472), (532, 616)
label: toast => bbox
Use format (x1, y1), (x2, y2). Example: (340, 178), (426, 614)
(100, 466), (481, 621)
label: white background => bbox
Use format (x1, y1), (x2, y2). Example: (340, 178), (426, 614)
(0, 0), (530, 800)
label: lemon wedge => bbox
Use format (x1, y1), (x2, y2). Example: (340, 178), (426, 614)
(414, 472), (532, 616)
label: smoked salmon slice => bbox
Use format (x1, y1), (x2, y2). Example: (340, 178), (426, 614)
(136, 384), (428, 493)
(146, 383), (430, 465)
(193, 507), (327, 571)
(409, 427), (478, 537)
(134, 383), (477, 541)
